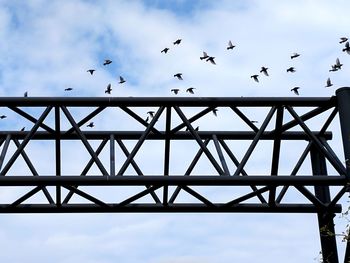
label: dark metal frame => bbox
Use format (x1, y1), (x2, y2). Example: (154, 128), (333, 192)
(1, 88), (350, 262)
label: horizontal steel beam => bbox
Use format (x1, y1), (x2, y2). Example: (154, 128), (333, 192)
(0, 203), (341, 213)
(0, 175), (346, 186)
(0, 131), (333, 140)
(0, 97), (336, 107)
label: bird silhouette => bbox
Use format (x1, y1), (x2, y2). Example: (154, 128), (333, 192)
(287, 67), (296, 73)
(251, 75), (259, 82)
(340, 37), (348, 44)
(227, 40), (235, 50)
(335, 58), (343, 69)
(119, 76), (126, 84)
(20, 127), (25, 131)
(105, 84), (112, 94)
(291, 87), (300, 95)
(147, 111), (155, 118)
(186, 87), (195, 94)
(161, 48), (169, 53)
(24, 91), (28, 97)
(65, 87), (73, 91)
(212, 108), (218, 116)
(251, 120), (258, 124)
(103, 59), (112, 66)
(206, 56), (216, 64)
(171, 89), (180, 94)
(343, 42), (350, 54)
(325, 78), (333, 87)
(200, 51), (209, 60)
(0, 115), (7, 119)
(173, 39), (182, 45)
(87, 69), (95, 75)
(291, 53), (300, 59)
(329, 65), (338, 72)
(174, 73), (183, 80)
(87, 122), (94, 128)
(260, 67), (269, 76)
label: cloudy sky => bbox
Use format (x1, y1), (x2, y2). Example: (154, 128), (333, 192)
(0, 0), (350, 262)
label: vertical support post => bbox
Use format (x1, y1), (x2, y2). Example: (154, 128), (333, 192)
(55, 106), (61, 206)
(335, 87), (350, 263)
(310, 144), (338, 263)
(163, 106), (171, 205)
(110, 135), (115, 176)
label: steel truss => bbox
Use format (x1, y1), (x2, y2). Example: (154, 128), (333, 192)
(1, 88), (350, 262)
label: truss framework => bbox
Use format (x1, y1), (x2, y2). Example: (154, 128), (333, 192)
(1, 88), (350, 262)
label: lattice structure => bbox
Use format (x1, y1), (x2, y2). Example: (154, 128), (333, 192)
(1, 88), (350, 262)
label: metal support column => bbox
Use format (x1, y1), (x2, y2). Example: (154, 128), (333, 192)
(336, 87), (350, 263)
(311, 144), (339, 263)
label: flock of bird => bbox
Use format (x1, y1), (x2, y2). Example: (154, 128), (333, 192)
(1, 36), (349, 128)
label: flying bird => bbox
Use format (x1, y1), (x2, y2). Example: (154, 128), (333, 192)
(147, 111), (155, 118)
(87, 69), (95, 75)
(206, 56), (216, 64)
(87, 122), (95, 128)
(119, 76), (126, 84)
(251, 120), (258, 124)
(291, 87), (300, 95)
(20, 127), (25, 131)
(227, 40), (235, 50)
(212, 108), (218, 116)
(105, 84), (112, 94)
(287, 67), (296, 73)
(161, 48), (169, 54)
(260, 67), (269, 76)
(325, 77), (333, 87)
(335, 58), (343, 69)
(200, 51), (209, 60)
(186, 87), (195, 94)
(291, 53), (300, 59)
(340, 37), (348, 44)
(173, 39), (182, 45)
(171, 89), (180, 94)
(174, 73), (183, 80)
(0, 115), (7, 119)
(343, 42), (350, 54)
(103, 59), (112, 66)
(250, 75), (259, 82)
(65, 87), (73, 91)
(329, 65), (338, 72)
(24, 91), (28, 97)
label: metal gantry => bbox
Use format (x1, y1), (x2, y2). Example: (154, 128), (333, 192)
(1, 88), (350, 262)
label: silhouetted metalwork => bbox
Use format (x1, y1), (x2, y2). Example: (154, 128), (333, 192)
(1, 88), (350, 263)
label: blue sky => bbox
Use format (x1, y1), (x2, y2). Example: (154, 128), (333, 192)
(0, 0), (350, 262)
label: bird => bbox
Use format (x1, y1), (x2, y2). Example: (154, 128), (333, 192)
(64, 87), (73, 91)
(87, 122), (94, 128)
(212, 108), (218, 116)
(147, 111), (155, 118)
(227, 40), (235, 50)
(171, 89), (180, 94)
(174, 73), (183, 80)
(329, 65), (338, 72)
(200, 51), (209, 60)
(291, 53), (300, 59)
(103, 59), (112, 66)
(251, 120), (258, 124)
(20, 127), (25, 131)
(0, 115), (7, 119)
(335, 58), (343, 69)
(173, 39), (182, 45)
(291, 87), (300, 95)
(186, 87), (195, 94)
(161, 48), (169, 53)
(250, 75), (259, 82)
(325, 77), (333, 87)
(287, 67), (296, 73)
(342, 42), (350, 54)
(105, 83), (112, 94)
(87, 69), (95, 75)
(24, 91), (28, 97)
(206, 56), (216, 64)
(340, 37), (348, 44)
(119, 76), (126, 84)
(260, 67), (269, 76)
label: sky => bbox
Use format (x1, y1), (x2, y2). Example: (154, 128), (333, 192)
(0, 0), (350, 262)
